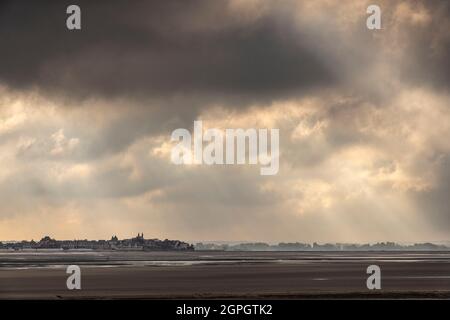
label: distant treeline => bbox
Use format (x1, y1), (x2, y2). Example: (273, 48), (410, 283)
(194, 241), (450, 251)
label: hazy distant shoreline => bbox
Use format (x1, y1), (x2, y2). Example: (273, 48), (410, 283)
(2, 237), (450, 252)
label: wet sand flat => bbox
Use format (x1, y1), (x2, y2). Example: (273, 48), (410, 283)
(0, 251), (449, 299)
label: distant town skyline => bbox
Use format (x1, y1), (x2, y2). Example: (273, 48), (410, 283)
(0, 233), (194, 251)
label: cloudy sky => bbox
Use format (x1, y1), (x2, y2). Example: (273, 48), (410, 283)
(0, 0), (449, 242)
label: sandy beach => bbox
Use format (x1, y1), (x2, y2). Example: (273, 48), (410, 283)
(1, 251), (449, 299)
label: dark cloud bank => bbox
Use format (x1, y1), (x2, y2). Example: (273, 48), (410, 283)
(0, 0), (336, 103)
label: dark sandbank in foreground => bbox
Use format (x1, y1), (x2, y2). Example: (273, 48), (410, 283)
(0, 251), (449, 299)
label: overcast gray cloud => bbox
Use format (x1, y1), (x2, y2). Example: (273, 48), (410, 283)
(0, 0), (449, 242)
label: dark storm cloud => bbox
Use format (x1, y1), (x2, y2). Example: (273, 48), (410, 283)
(0, 0), (334, 102)
(396, 0), (450, 91)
